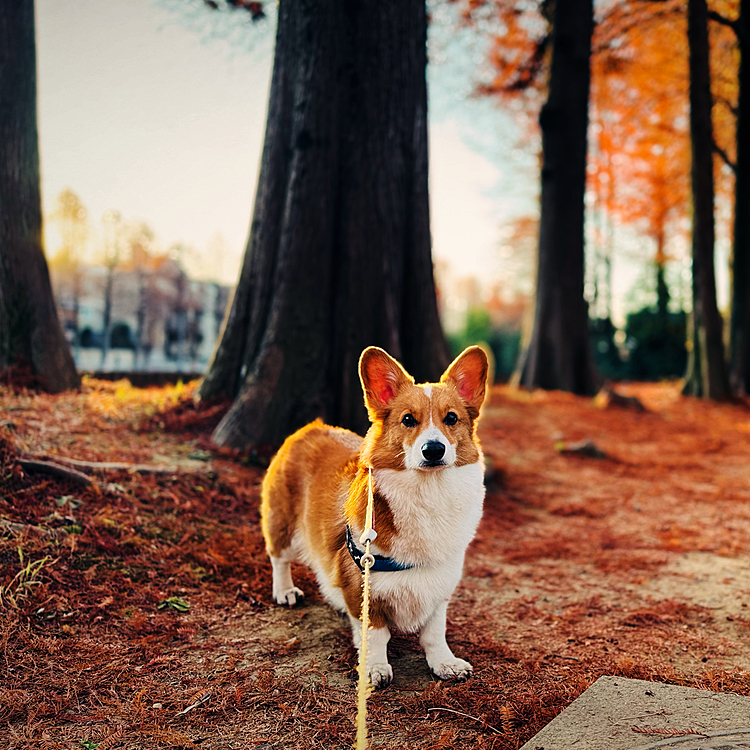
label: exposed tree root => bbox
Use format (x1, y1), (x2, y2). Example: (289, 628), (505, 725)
(17, 458), (98, 489)
(21, 453), (213, 477)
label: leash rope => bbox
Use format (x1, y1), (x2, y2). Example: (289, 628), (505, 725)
(355, 467), (377, 750)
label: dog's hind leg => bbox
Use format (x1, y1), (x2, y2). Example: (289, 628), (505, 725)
(261, 464), (304, 607)
(270, 552), (304, 607)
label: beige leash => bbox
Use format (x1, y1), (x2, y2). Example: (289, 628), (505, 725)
(355, 467), (377, 750)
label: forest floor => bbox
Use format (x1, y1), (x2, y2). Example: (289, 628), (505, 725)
(3, 377), (750, 749)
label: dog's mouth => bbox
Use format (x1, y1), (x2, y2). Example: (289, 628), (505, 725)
(419, 459), (447, 469)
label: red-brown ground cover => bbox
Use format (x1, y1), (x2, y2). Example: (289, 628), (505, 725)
(2, 378), (750, 749)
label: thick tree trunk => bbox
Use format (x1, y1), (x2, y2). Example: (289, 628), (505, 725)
(514, 0), (601, 394)
(200, 0), (448, 448)
(730, 0), (750, 394)
(0, 1), (79, 392)
(682, 0), (731, 398)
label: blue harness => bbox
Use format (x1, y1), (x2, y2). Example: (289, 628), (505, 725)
(345, 525), (414, 573)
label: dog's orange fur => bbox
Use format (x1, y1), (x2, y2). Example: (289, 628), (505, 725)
(260, 345), (489, 687)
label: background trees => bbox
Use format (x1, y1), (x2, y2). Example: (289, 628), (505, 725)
(591, 0), (741, 398)
(459, 0), (742, 400)
(197, 0), (746, 420)
(0, 0), (79, 391)
(8, 0), (747, 414)
(590, 0), (691, 326)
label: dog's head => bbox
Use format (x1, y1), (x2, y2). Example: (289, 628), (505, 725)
(359, 346), (489, 471)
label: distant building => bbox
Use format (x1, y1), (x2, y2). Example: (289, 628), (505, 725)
(51, 255), (230, 373)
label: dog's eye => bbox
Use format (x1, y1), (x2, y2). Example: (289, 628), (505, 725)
(401, 414), (417, 428)
(443, 412), (458, 426)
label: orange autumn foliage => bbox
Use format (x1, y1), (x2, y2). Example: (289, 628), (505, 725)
(456, 0), (739, 265)
(590, 1), (691, 260)
(591, 0), (738, 262)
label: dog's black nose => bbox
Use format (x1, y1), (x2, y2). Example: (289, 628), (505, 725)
(421, 440), (446, 464)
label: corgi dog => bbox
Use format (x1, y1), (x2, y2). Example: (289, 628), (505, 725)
(260, 345), (488, 688)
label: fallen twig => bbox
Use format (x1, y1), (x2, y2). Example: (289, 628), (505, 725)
(176, 689), (213, 717)
(0, 519), (68, 540)
(608, 709), (672, 726)
(631, 726), (707, 737)
(427, 707), (502, 735)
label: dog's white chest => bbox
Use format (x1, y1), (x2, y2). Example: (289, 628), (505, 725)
(366, 461), (485, 632)
(373, 461), (485, 562)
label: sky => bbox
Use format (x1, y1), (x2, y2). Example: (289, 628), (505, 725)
(35, 0), (522, 289)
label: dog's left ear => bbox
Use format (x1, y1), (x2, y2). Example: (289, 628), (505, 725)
(359, 347), (414, 419)
(440, 346), (489, 419)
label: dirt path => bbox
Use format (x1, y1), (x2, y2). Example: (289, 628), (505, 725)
(3, 380), (750, 749)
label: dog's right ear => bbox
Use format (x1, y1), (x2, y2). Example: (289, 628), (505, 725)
(359, 347), (414, 419)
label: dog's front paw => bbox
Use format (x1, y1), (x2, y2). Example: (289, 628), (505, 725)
(431, 657), (473, 682)
(367, 663), (393, 690)
(273, 586), (304, 607)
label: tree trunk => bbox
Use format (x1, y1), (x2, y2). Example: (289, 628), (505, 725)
(682, 0), (731, 398)
(730, 0), (750, 394)
(0, 1), (79, 391)
(100, 264), (114, 368)
(655, 228), (669, 327)
(514, 0), (601, 394)
(135, 269), (145, 369)
(199, 0), (448, 448)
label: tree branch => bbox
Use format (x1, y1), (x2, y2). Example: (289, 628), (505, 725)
(594, 3), (682, 54)
(201, 0), (265, 21)
(707, 9), (739, 34)
(714, 94), (739, 118)
(713, 139), (737, 173)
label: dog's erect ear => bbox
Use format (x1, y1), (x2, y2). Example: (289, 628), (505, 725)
(359, 347), (414, 418)
(440, 346), (489, 418)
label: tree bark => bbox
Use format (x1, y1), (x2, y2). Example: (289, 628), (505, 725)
(682, 0), (731, 398)
(514, 0), (601, 394)
(0, 0), (79, 391)
(199, 0), (448, 448)
(730, 0), (750, 394)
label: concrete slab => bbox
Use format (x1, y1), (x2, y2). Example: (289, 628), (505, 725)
(521, 675), (750, 750)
